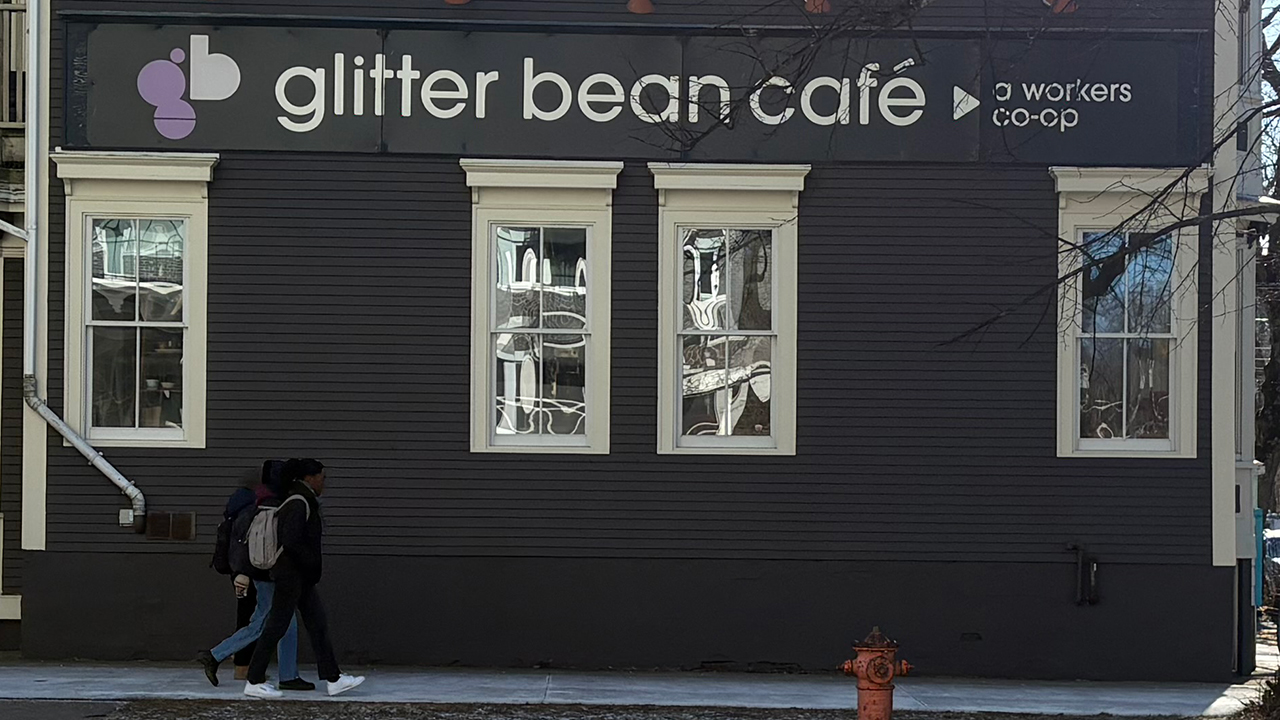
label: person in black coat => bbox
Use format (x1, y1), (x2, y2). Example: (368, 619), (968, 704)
(244, 459), (365, 699)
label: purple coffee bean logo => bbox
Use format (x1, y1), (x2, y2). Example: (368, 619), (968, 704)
(138, 48), (196, 140)
(136, 35), (242, 140)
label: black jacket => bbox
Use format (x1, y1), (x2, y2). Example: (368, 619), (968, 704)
(274, 480), (324, 584)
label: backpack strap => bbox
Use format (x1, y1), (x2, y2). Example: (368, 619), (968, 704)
(281, 492), (312, 521)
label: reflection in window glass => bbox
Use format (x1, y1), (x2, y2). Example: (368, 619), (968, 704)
(140, 328), (184, 428)
(1126, 338), (1170, 439)
(679, 228), (774, 439)
(1081, 232), (1125, 334)
(87, 218), (187, 432)
(495, 332), (540, 435)
(728, 336), (771, 436)
(682, 230), (726, 331)
(138, 220), (186, 323)
(91, 219), (138, 322)
(543, 228), (588, 333)
(1126, 234), (1173, 335)
(681, 334), (725, 436)
(494, 227), (540, 330)
(491, 226), (588, 439)
(543, 334), (587, 435)
(1078, 231), (1173, 441)
(1080, 338), (1123, 440)
(91, 326), (137, 428)
(728, 231), (772, 331)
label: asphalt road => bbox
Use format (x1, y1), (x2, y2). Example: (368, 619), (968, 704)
(2, 701), (121, 720)
(0, 701), (1188, 720)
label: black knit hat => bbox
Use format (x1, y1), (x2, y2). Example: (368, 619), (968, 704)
(261, 459), (287, 495)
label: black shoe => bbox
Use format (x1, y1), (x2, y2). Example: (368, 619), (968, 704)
(279, 677), (316, 692)
(196, 650), (219, 687)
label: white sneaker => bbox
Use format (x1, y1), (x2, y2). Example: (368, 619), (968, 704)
(326, 674), (365, 696)
(244, 681), (283, 699)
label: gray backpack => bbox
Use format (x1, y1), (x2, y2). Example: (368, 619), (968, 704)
(247, 494), (310, 570)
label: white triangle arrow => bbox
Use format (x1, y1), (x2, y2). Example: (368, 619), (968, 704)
(953, 86), (980, 120)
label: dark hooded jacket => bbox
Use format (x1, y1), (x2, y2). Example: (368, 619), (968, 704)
(223, 487), (256, 523)
(274, 479), (324, 584)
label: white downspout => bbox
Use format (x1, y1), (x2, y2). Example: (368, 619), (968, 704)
(22, 0), (38, 383)
(20, 0), (145, 531)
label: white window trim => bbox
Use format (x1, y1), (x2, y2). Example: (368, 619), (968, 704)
(1052, 165), (1210, 459)
(462, 159), (621, 454)
(53, 151), (216, 449)
(650, 163), (809, 455)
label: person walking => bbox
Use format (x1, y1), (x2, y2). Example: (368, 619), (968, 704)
(231, 583), (256, 680)
(224, 470), (258, 680)
(244, 459), (364, 699)
(198, 461), (313, 691)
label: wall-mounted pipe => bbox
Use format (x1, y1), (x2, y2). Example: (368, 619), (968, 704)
(23, 381), (145, 532)
(1067, 544), (1099, 606)
(24, 0), (38, 378)
(0, 218), (25, 240)
(21, 0), (146, 532)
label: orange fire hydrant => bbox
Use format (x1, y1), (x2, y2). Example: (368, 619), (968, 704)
(840, 627), (912, 720)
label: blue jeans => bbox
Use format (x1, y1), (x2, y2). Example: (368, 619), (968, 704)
(210, 580), (300, 681)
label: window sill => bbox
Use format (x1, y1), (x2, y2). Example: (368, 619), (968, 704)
(1059, 446), (1196, 459)
(470, 444), (610, 455)
(660, 445), (796, 456)
(69, 435), (203, 450)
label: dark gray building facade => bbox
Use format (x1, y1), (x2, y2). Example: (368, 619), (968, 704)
(0, 0), (1264, 681)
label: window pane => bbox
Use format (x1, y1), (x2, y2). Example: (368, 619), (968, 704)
(494, 226), (540, 330)
(729, 230), (772, 331)
(140, 328), (183, 429)
(682, 229), (726, 331)
(91, 326), (137, 428)
(542, 228), (587, 332)
(681, 334), (727, 436)
(494, 332), (539, 435)
(1080, 338), (1123, 439)
(1127, 234), (1173, 334)
(1127, 338), (1170, 439)
(543, 334), (587, 435)
(91, 219), (137, 321)
(728, 336), (771, 436)
(1081, 232), (1125, 334)
(138, 220), (186, 323)
(686, 333), (727, 435)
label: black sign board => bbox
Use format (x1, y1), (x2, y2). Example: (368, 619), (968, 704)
(66, 23), (1205, 165)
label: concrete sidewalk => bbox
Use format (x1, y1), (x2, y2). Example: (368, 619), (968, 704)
(0, 663), (1263, 717)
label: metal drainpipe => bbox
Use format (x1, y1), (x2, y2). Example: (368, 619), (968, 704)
(21, 0), (146, 532)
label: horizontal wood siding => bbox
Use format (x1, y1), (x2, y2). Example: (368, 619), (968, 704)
(28, 1), (1219, 580)
(1, 260), (22, 595)
(36, 156), (1213, 565)
(54, 0), (1212, 32)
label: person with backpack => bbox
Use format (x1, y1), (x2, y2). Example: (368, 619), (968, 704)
(210, 468), (259, 679)
(197, 460), (310, 691)
(244, 458), (365, 699)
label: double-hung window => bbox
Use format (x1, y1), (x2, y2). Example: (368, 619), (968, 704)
(463, 160), (621, 453)
(492, 225), (590, 438)
(650, 163), (809, 455)
(678, 228), (775, 439)
(88, 218), (187, 434)
(1077, 231), (1175, 446)
(1052, 166), (1206, 458)
(54, 152), (214, 448)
